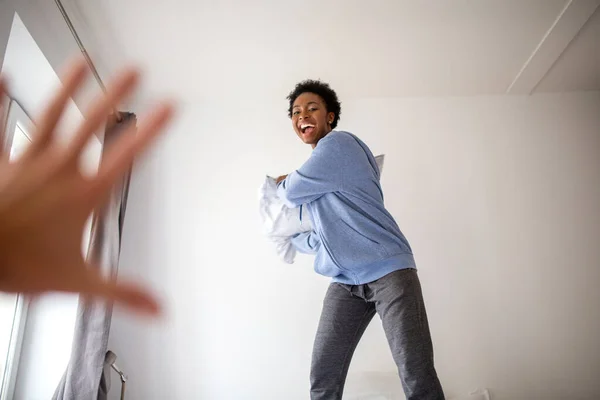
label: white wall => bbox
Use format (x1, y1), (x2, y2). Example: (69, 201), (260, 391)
(108, 90), (600, 400)
(2, 13), (102, 400)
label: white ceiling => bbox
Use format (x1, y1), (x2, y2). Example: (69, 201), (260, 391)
(65, 0), (599, 102)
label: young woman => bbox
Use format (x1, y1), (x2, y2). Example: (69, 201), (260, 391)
(276, 80), (445, 400)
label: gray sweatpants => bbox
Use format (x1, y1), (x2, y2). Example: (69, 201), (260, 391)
(310, 269), (445, 400)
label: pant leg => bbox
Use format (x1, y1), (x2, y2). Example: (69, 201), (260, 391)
(310, 283), (376, 400)
(369, 269), (445, 400)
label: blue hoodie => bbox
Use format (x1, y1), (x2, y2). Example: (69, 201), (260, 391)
(277, 131), (416, 285)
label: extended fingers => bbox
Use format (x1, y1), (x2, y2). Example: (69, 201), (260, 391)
(92, 102), (175, 197)
(64, 68), (140, 163)
(25, 58), (89, 157)
(83, 268), (161, 316)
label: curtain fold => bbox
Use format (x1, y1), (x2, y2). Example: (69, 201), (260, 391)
(53, 112), (136, 400)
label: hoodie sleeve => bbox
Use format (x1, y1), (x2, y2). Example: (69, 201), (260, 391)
(290, 231), (321, 255)
(276, 135), (345, 207)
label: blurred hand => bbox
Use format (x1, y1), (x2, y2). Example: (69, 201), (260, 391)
(0, 58), (175, 317)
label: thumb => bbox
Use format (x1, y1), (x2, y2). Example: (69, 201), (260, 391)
(85, 271), (162, 317)
(108, 280), (162, 317)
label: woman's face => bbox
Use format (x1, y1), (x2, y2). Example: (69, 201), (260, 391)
(291, 92), (334, 148)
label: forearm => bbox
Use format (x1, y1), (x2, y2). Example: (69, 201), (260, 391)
(276, 136), (343, 207)
(290, 231), (321, 255)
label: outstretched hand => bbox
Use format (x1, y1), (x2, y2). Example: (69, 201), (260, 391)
(0, 58), (175, 316)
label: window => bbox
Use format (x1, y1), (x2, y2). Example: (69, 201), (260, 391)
(0, 99), (33, 400)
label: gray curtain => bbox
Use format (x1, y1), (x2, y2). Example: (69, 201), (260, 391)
(53, 112), (136, 400)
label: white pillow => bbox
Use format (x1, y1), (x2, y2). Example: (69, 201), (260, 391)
(258, 175), (312, 264)
(259, 154), (385, 264)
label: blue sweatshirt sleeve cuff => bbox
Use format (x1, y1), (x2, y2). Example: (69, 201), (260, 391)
(276, 178), (297, 208)
(290, 231), (321, 255)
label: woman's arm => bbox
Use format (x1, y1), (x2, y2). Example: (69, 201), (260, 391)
(290, 231), (321, 255)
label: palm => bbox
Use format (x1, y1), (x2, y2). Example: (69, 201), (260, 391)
(0, 59), (174, 315)
(0, 153), (93, 293)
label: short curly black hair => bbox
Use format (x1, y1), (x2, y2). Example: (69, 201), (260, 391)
(287, 79), (342, 129)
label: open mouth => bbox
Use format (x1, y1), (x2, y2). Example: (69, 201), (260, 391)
(300, 123), (315, 136)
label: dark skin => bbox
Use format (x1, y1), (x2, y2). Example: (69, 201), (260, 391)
(277, 92), (335, 184)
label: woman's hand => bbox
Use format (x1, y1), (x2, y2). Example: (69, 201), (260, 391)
(0, 58), (175, 317)
(276, 174), (288, 184)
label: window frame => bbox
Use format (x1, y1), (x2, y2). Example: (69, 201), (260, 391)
(0, 98), (33, 400)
